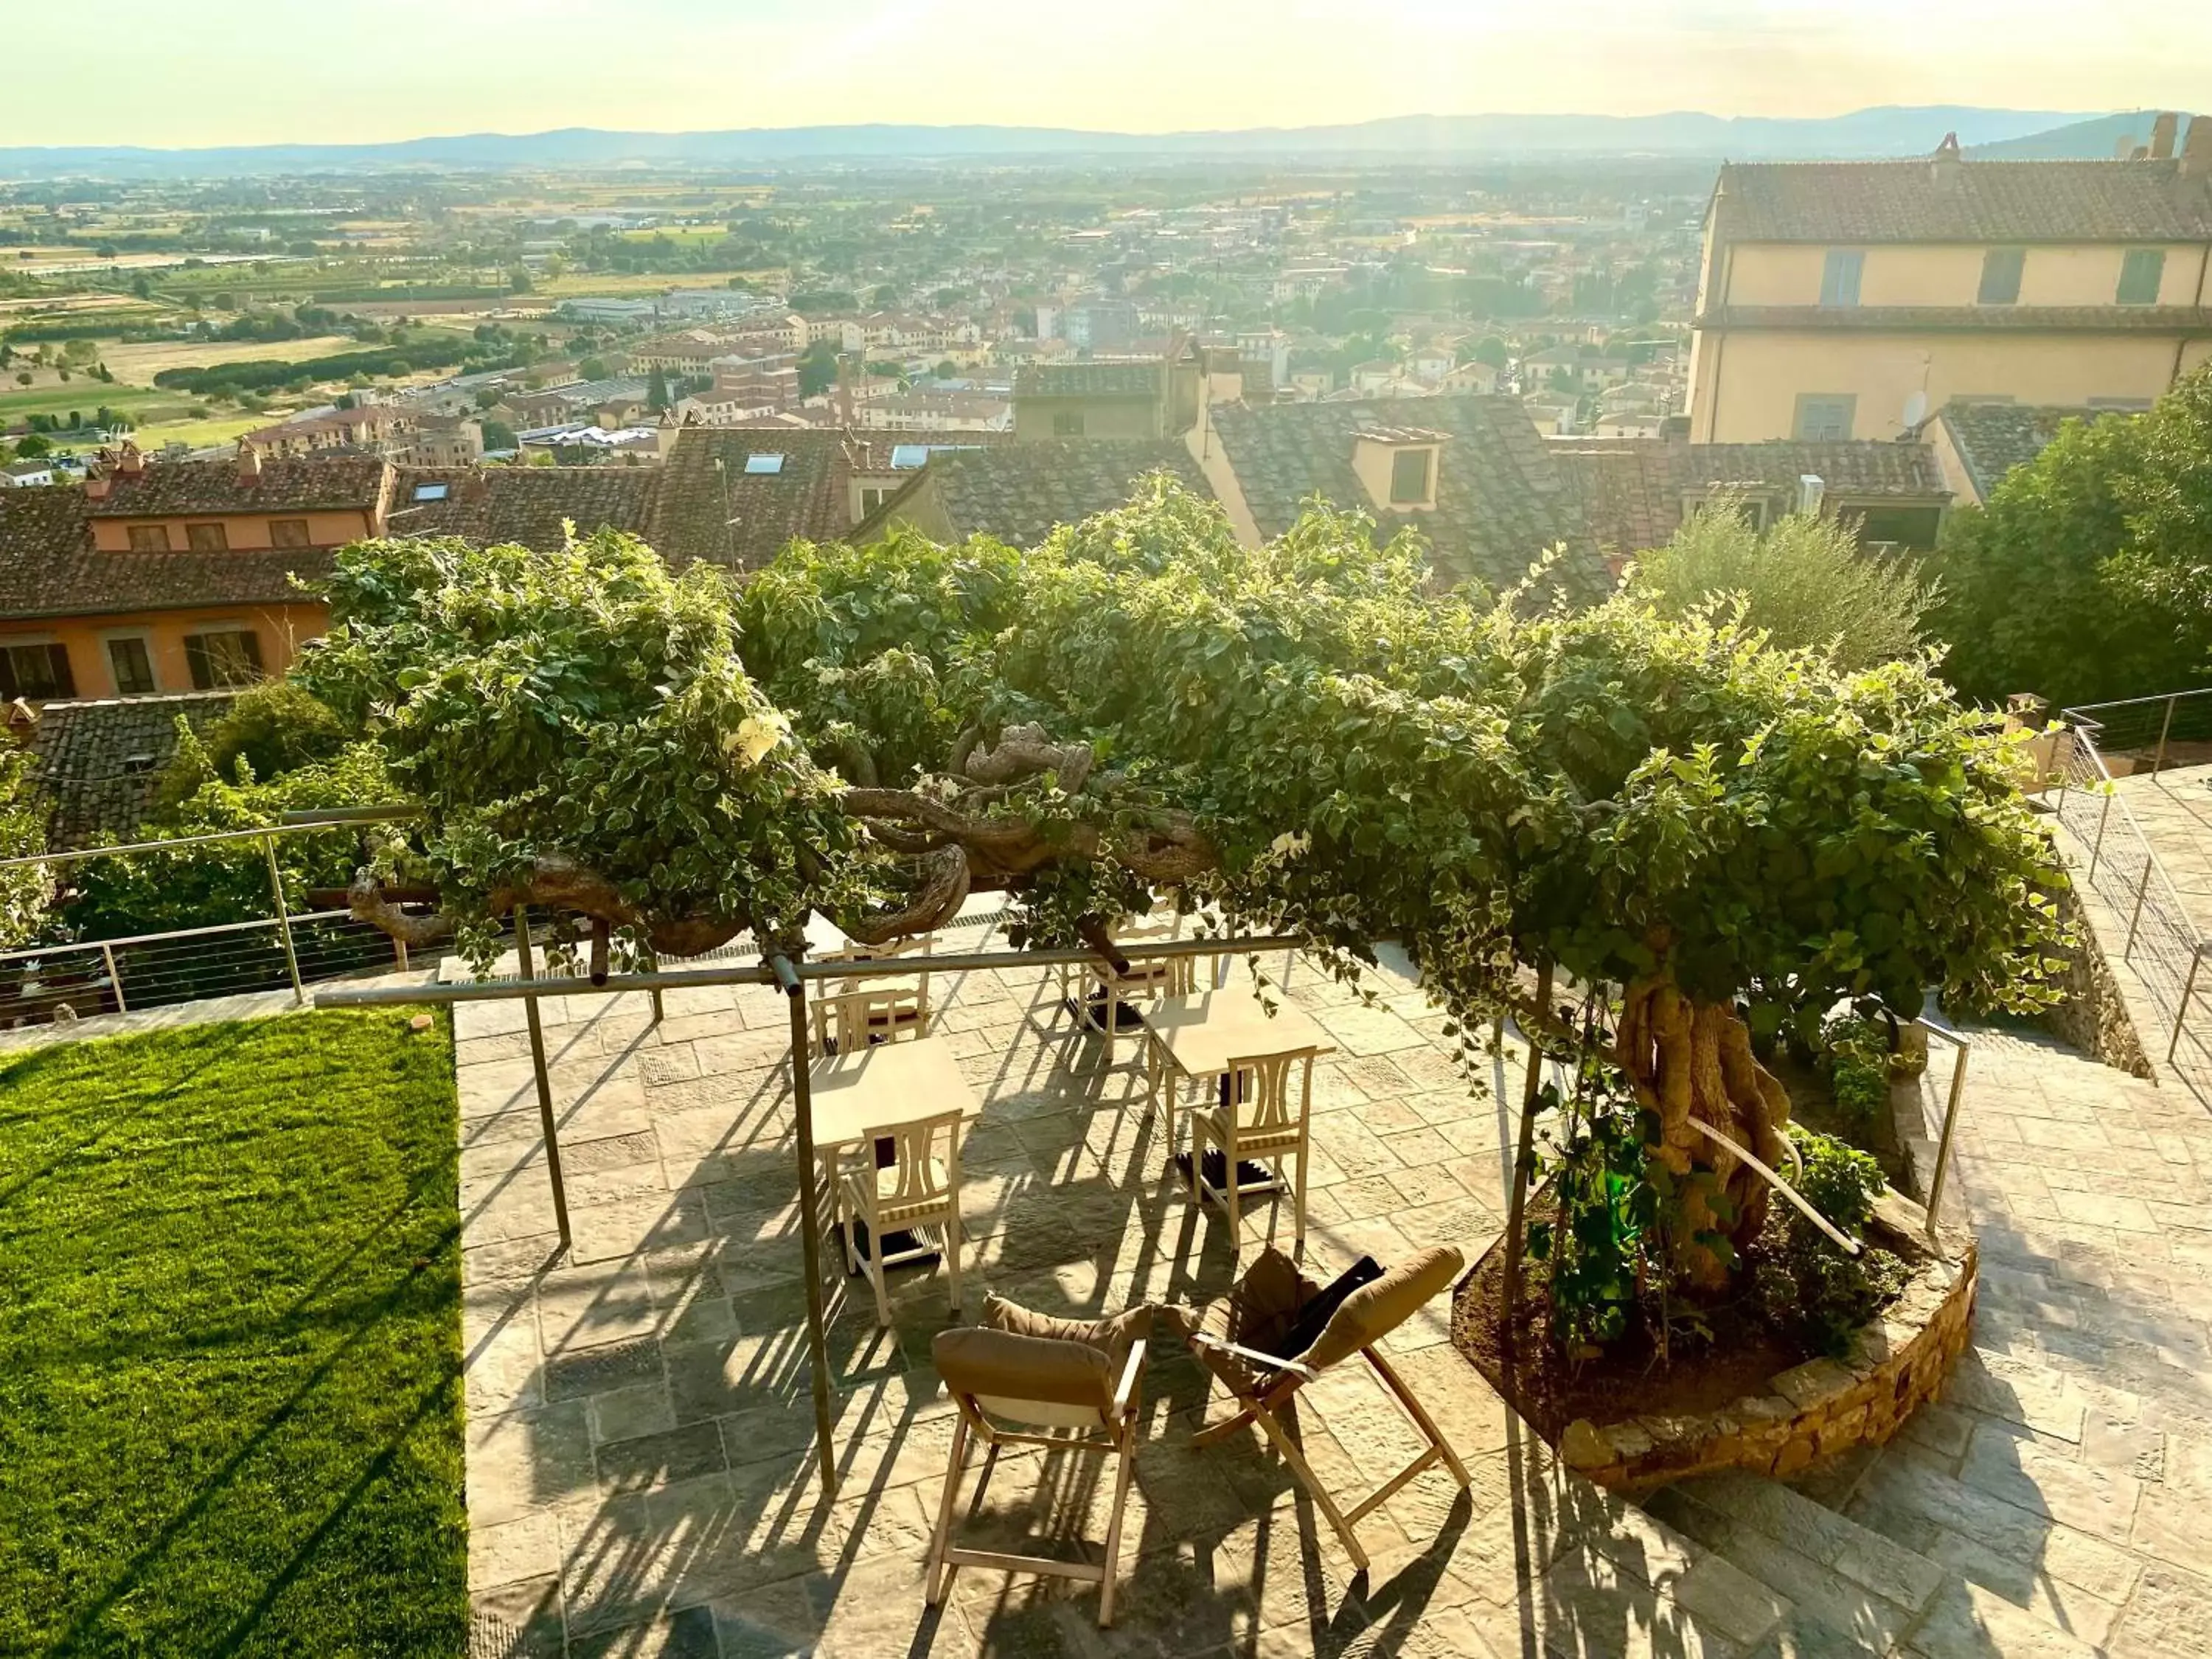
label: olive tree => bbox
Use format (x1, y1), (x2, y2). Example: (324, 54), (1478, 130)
(305, 482), (2067, 1290)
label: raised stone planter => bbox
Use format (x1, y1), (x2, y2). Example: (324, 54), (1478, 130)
(1465, 1194), (1977, 1493)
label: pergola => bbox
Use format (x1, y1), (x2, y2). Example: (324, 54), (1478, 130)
(318, 923), (1301, 1498)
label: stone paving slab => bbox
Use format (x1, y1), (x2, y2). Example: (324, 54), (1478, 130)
(451, 942), (1828, 1658)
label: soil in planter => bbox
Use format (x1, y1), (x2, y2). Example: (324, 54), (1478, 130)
(1452, 1242), (1818, 1443)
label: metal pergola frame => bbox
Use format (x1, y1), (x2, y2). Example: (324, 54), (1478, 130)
(317, 925), (1303, 1498)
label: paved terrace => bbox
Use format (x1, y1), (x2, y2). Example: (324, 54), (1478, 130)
(451, 931), (2212, 1658)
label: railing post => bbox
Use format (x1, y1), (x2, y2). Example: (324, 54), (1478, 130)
(2155, 694), (2177, 779)
(2170, 944), (2204, 1065)
(262, 832), (304, 1004)
(1924, 1037), (1969, 1251)
(395, 936), (410, 973)
(515, 906), (573, 1254)
(101, 942), (126, 1015)
(2089, 790), (2114, 881)
(2125, 854), (2155, 959)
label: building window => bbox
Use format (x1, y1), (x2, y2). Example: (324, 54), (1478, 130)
(107, 636), (156, 696)
(742, 453), (784, 475)
(1977, 248), (2025, 305)
(2118, 248), (2166, 305)
(1388, 448), (1433, 505)
(1819, 250), (1864, 307)
(0, 641), (75, 700)
(184, 630), (263, 690)
(269, 518), (311, 549)
(859, 486), (891, 516)
(1843, 504), (1944, 552)
(1052, 411), (1085, 437)
(126, 524), (171, 552)
(185, 522), (229, 552)
(1793, 394), (1857, 442)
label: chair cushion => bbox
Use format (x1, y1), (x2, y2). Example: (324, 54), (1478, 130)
(1159, 1247), (1314, 1397)
(982, 1293), (1151, 1375)
(933, 1326), (1116, 1413)
(1301, 1245), (1464, 1373)
(1262, 1256), (1383, 1360)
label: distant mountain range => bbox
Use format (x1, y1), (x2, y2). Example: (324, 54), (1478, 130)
(1966, 111), (2185, 159)
(0, 107), (2118, 177)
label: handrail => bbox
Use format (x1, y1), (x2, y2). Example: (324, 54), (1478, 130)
(1914, 1015), (1970, 1250)
(1686, 1117), (1860, 1256)
(0, 909), (355, 967)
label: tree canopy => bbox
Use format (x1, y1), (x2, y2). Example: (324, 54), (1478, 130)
(1933, 366), (2212, 711)
(302, 480), (2068, 1282)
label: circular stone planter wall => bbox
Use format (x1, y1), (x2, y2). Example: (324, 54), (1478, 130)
(1458, 1197), (1978, 1493)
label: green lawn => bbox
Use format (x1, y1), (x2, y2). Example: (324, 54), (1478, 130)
(0, 1011), (468, 1657)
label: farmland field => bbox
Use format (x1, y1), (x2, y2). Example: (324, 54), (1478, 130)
(102, 333), (358, 382)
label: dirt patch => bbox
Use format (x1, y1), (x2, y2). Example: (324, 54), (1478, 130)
(1450, 1238), (1812, 1442)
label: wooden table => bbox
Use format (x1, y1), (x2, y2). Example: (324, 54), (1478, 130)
(807, 1035), (979, 1154)
(1139, 990), (1333, 1168)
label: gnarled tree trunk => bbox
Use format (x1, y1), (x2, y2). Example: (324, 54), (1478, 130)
(1613, 976), (1792, 1293)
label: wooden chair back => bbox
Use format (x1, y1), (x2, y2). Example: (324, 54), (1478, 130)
(1225, 1047), (1318, 1137)
(855, 1107), (962, 1215)
(812, 984), (931, 1055)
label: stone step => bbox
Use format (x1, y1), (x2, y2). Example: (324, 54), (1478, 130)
(1648, 1468), (1951, 1655)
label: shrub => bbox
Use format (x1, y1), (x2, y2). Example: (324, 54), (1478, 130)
(1820, 1012), (1893, 1127)
(1751, 1125), (1906, 1357)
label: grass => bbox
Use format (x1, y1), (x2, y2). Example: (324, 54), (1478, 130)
(132, 412), (268, 452)
(101, 335), (360, 382)
(0, 1009), (468, 1657)
(0, 381), (195, 425)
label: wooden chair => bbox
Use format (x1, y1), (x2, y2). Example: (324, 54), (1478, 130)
(810, 983), (931, 1056)
(1055, 916), (1208, 1067)
(1163, 1246), (1469, 1571)
(835, 1107), (964, 1326)
(928, 1297), (1152, 1626)
(1189, 1047), (1318, 1255)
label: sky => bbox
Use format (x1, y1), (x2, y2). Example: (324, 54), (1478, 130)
(2, 0), (2207, 148)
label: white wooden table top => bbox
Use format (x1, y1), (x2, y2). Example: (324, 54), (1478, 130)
(805, 1036), (978, 1148)
(1139, 991), (1334, 1079)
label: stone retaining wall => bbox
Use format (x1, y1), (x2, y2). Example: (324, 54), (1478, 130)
(1492, 1208), (1979, 1492)
(2040, 877), (2154, 1080)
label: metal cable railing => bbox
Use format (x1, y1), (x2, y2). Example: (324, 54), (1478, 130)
(2051, 696), (2212, 1066)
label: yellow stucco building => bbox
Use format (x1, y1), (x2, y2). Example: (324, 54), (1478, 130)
(1688, 118), (2212, 443)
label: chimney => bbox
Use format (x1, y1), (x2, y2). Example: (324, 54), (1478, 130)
(2150, 112), (2180, 160)
(236, 439), (261, 483)
(115, 439), (145, 476)
(1797, 474), (1826, 517)
(2183, 114), (2212, 180)
(1930, 132), (1963, 184)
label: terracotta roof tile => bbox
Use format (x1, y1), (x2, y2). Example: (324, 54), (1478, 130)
(1014, 362), (1165, 399)
(1715, 156), (2212, 244)
(1935, 403), (2115, 498)
(386, 466), (659, 550)
(25, 692), (235, 848)
(1208, 397), (1600, 593)
(922, 439), (1211, 546)
(86, 456), (391, 518)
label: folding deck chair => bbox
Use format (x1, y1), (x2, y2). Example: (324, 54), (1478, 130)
(928, 1296), (1154, 1626)
(1162, 1245), (1469, 1571)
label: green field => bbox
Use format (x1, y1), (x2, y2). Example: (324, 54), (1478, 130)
(0, 380), (197, 428)
(0, 1010), (468, 1655)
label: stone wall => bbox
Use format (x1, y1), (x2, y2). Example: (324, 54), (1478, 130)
(2040, 877), (2154, 1080)
(1550, 1217), (1979, 1492)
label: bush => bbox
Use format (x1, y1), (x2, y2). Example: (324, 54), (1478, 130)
(1751, 1125), (1906, 1356)
(150, 682), (349, 816)
(1819, 1012), (1893, 1127)
(1630, 498), (1940, 671)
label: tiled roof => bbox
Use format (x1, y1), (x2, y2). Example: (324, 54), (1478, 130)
(1551, 437), (1950, 563)
(914, 439), (1212, 547)
(85, 456), (391, 518)
(1699, 305), (2212, 333)
(0, 487), (327, 619)
(1714, 156), (2212, 243)
(1014, 362), (1164, 399)
(26, 692), (235, 849)
(386, 467), (659, 550)
(1936, 403), (2112, 499)
(644, 429), (858, 573)
(1208, 397), (1601, 594)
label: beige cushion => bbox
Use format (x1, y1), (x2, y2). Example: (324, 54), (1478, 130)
(933, 1326), (1116, 1413)
(1302, 1246), (1463, 1372)
(983, 1293), (1152, 1376)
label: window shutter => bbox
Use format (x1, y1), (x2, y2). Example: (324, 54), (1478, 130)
(185, 635), (212, 691)
(46, 644), (75, 699)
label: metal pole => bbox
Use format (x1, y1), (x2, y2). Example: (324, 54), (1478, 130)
(395, 936), (411, 974)
(2155, 693), (2177, 778)
(2170, 945), (2204, 1065)
(773, 950), (840, 1500)
(1923, 1040), (1969, 1251)
(645, 946), (664, 1026)
(101, 942), (126, 1015)
(2124, 855), (2155, 959)
(515, 907), (572, 1255)
(262, 832), (304, 1004)
(1498, 962), (1554, 1358)
(2089, 791), (2113, 882)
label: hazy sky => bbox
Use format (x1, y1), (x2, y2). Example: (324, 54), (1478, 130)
(3, 0), (2205, 147)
